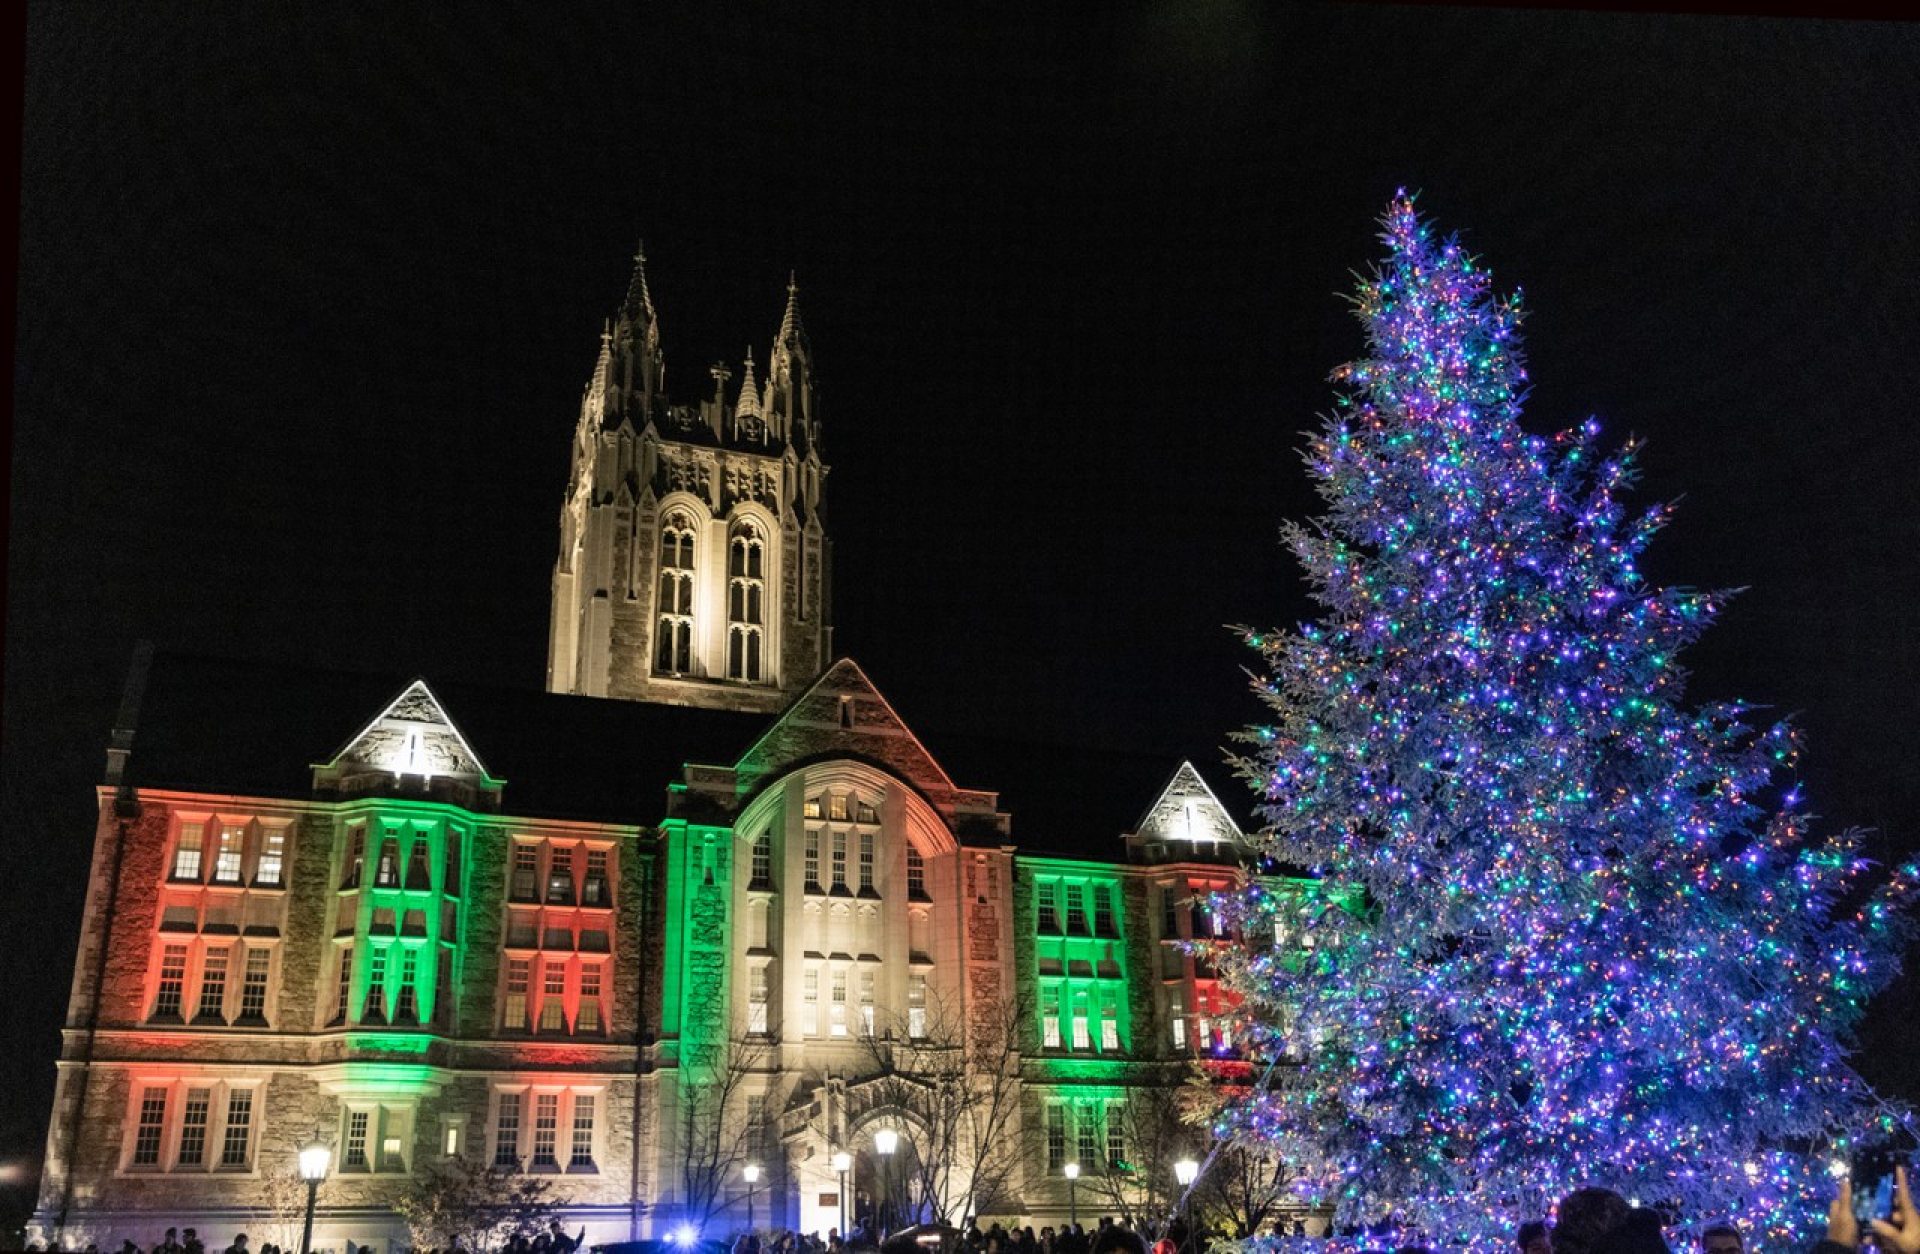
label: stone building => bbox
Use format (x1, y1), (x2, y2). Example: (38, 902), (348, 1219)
(32, 250), (1338, 1251)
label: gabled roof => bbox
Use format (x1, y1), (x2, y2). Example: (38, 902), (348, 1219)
(1131, 759), (1246, 846)
(734, 658), (963, 800)
(319, 678), (497, 783)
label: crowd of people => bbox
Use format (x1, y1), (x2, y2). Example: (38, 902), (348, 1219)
(1492, 1170), (1920, 1254)
(16, 1220), (588, 1254)
(16, 1169), (1915, 1254)
(723, 1217), (1186, 1254)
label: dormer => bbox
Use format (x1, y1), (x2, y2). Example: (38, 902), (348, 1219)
(312, 680), (504, 811)
(1122, 760), (1245, 865)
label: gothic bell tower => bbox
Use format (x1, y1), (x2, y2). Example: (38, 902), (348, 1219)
(546, 246), (832, 712)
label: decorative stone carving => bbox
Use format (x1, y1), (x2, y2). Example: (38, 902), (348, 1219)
(665, 450), (714, 499)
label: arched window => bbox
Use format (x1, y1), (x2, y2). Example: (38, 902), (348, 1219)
(656, 513), (696, 675)
(727, 520), (766, 682)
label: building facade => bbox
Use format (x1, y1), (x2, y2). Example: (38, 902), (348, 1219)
(34, 252), (1335, 1251)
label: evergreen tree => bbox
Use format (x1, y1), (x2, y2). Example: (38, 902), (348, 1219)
(1223, 194), (1916, 1249)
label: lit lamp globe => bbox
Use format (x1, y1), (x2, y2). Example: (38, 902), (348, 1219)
(744, 1163), (761, 1185)
(1062, 1162), (1080, 1181)
(1174, 1158), (1199, 1186)
(299, 1144), (332, 1182)
(874, 1128), (899, 1157)
(833, 1150), (853, 1173)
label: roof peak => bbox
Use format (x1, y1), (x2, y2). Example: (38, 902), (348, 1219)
(735, 347), (762, 419)
(777, 269), (806, 350)
(622, 239), (659, 332)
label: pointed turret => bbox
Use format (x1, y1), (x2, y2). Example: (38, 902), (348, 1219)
(612, 239), (665, 414)
(588, 322), (615, 403)
(776, 271), (806, 353)
(769, 270), (816, 444)
(735, 347), (762, 421)
(621, 241), (660, 341)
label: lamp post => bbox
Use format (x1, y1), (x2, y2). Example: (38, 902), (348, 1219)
(743, 1162), (761, 1237)
(1173, 1159), (1200, 1254)
(1063, 1161), (1080, 1229)
(833, 1150), (853, 1240)
(873, 1128), (898, 1238)
(297, 1142), (331, 1254)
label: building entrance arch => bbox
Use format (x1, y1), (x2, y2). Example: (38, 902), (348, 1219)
(848, 1106), (932, 1239)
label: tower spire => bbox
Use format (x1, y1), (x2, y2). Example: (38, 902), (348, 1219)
(777, 270), (804, 349)
(622, 240), (659, 340)
(735, 346), (762, 420)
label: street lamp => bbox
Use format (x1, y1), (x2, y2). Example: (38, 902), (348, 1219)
(1063, 1161), (1080, 1229)
(833, 1150), (853, 1240)
(874, 1128), (898, 1238)
(743, 1162), (761, 1236)
(1173, 1159), (1200, 1254)
(297, 1142), (331, 1254)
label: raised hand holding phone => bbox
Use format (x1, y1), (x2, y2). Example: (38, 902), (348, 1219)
(1867, 1166), (1919, 1254)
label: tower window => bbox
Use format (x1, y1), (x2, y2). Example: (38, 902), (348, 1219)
(504, 958), (530, 1031)
(657, 513), (696, 676)
(238, 948), (271, 1023)
(256, 828), (285, 888)
(727, 521), (766, 682)
(906, 846), (926, 899)
(153, 944), (189, 1020)
(373, 835), (398, 888)
(333, 945), (353, 1025)
(579, 964), (604, 1033)
(364, 948), (388, 1023)
(748, 964), (770, 1035)
(405, 838), (432, 891)
(443, 830), (463, 898)
(751, 832), (773, 888)
(132, 1087), (169, 1167)
(583, 849), (611, 906)
(546, 847), (576, 904)
(342, 827), (365, 891)
(195, 947), (229, 1023)
(494, 1092), (522, 1167)
(212, 824), (245, 884)
(540, 962), (567, 1031)
(171, 823), (205, 882)
(511, 845), (538, 901)
(908, 972), (927, 1039)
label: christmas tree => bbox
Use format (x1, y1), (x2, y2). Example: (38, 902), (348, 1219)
(1222, 194), (1917, 1250)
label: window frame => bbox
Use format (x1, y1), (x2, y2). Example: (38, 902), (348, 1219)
(119, 1076), (265, 1176)
(489, 1085), (603, 1176)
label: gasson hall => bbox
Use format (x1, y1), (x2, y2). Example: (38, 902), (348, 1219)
(32, 248), (1334, 1250)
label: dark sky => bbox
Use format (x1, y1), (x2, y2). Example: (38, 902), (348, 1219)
(9, 2), (1920, 1221)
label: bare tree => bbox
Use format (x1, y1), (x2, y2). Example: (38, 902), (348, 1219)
(677, 1034), (775, 1230)
(1073, 1071), (1201, 1240)
(1191, 1143), (1304, 1239)
(393, 1157), (563, 1253)
(252, 1169), (321, 1253)
(834, 989), (1031, 1229)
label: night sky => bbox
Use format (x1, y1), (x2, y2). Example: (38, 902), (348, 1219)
(10, 3), (1920, 1225)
